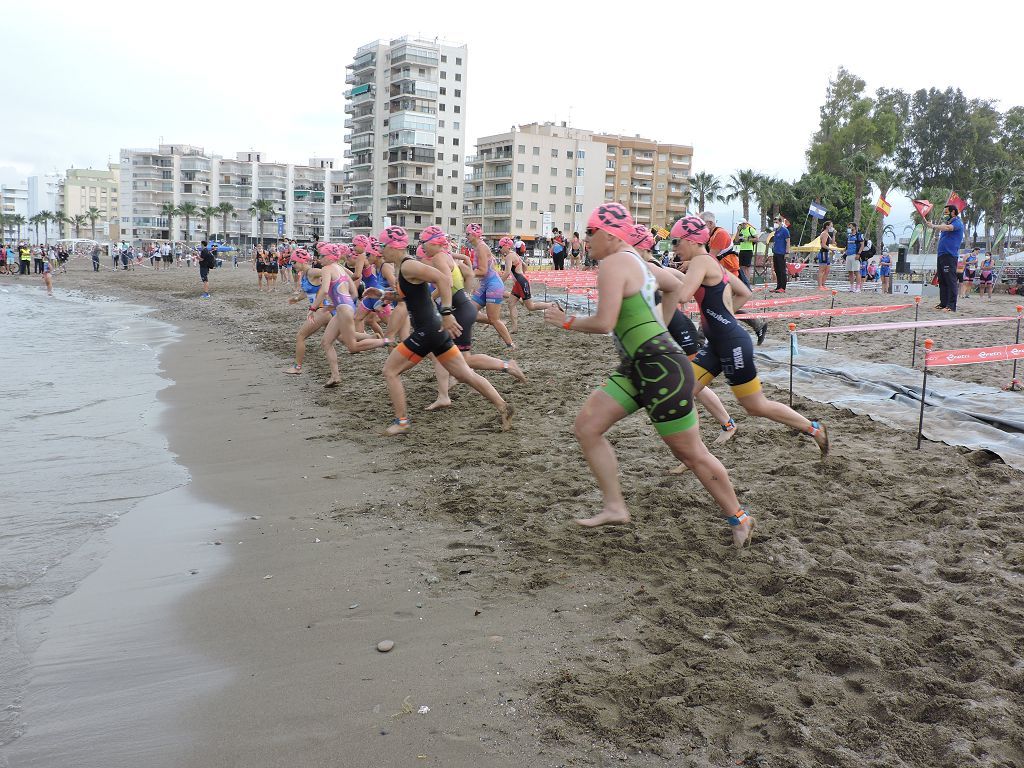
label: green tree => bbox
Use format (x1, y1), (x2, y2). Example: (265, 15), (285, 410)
(870, 167), (903, 255)
(51, 211), (69, 240)
(791, 172), (849, 239)
(689, 172), (723, 213)
(977, 165), (1015, 252)
(217, 202), (237, 242)
(10, 214), (27, 242)
(248, 199), (276, 244)
(160, 202), (178, 241)
(85, 206), (105, 241)
(176, 202), (200, 243)
(29, 213), (46, 244)
(70, 214), (88, 239)
(724, 169), (758, 222)
(199, 205), (219, 239)
(37, 210), (53, 244)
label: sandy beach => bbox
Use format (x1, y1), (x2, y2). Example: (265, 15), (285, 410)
(4, 260), (1023, 768)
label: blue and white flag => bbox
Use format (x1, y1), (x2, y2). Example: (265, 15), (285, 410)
(808, 202), (827, 220)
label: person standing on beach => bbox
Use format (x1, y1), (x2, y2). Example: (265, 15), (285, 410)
(845, 223), (864, 292)
(379, 225), (513, 436)
(19, 244), (32, 275)
(734, 219), (758, 284)
(199, 240), (215, 298)
(771, 216), (790, 293)
(92, 244), (101, 272)
(926, 204), (965, 312)
(543, 204), (753, 547)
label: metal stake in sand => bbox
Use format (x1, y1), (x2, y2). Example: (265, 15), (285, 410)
(824, 289), (838, 350)
(916, 339), (933, 450)
(910, 296), (922, 367)
(1006, 305), (1024, 392)
(788, 322), (797, 407)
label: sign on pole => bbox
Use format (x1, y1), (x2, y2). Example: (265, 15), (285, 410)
(542, 212), (553, 239)
(277, 216), (285, 236)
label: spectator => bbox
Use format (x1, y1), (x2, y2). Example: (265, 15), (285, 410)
(845, 223), (864, 292)
(19, 243), (32, 275)
(734, 219), (758, 284)
(199, 240), (215, 298)
(771, 215), (790, 293)
(550, 228), (567, 270)
(925, 204), (965, 312)
(92, 244), (101, 271)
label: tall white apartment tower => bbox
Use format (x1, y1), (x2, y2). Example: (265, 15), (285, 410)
(344, 37), (467, 241)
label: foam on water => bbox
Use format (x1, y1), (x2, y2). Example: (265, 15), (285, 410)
(0, 284), (188, 747)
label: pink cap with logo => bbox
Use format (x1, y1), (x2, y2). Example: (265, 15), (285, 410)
(631, 224), (655, 251)
(669, 215), (710, 244)
(586, 203), (635, 242)
(379, 226), (409, 250)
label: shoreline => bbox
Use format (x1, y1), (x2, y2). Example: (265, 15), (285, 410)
(3, 262), (1023, 768)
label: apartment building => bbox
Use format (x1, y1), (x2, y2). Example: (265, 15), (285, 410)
(594, 134), (693, 227)
(64, 164), (120, 239)
(119, 144), (342, 243)
(464, 122), (607, 240)
(344, 37), (467, 240)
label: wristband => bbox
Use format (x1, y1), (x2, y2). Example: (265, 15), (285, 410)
(439, 306), (454, 316)
(562, 315), (576, 330)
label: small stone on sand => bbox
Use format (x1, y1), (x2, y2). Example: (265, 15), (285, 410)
(376, 640), (395, 653)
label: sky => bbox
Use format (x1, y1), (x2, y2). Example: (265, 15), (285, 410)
(3, 0), (1021, 241)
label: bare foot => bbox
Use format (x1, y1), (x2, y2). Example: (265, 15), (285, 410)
(669, 462), (690, 475)
(732, 515), (756, 549)
(713, 423), (738, 445)
(499, 403), (514, 431)
(282, 366), (302, 375)
(575, 507), (632, 527)
(323, 379), (341, 389)
(813, 421), (830, 457)
(425, 398), (451, 411)
(384, 420), (410, 436)
(505, 360), (527, 383)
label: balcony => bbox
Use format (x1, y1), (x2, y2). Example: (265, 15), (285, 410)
(633, 154), (655, 164)
(389, 82), (438, 100)
(387, 165), (427, 180)
(347, 52), (376, 72)
(481, 151), (514, 162)
(388, 148), (434, 164)
(484, 205), (512, 216)
(464, 187), (483, 199)
(386, 196), (433, 213)
(485, 168), (512, 179)
(390, 50), (439, 67)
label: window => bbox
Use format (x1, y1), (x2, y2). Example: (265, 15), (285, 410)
(456, 57), (462, 65)
(564, 205), (571, 214)
(453, 138), (459, 146)
(518, 144), (525, 154)
(438, 119), (445, 128)
(575, 203), (583, 212)
(657, 182), (666, 189)
(530, 219), (537, 228)
(605, 191), (614, 201)
(440, 70), (447, 79)
(416, 167), (423, 176)
(659, 153), (667, 161)
(437, 168), (443, 176)
(438, 152), (444, 160)
(440, 87), (446, 95)
(455, 73), (461, 81)
(575, 185), (584, 195)
(451, 170), (458, 178)
(414, 215), (422, 224)
(550, 167), (557, 176)
(658, 168), (666, 175)
(450, 202), (457, 210)
(548, 203), (556, 212)
(454, 89), (461, 97)
(551, 149), (558, 158)
(531, 202), (538, 211)
(549, 185), (556, 194)
(450, 217), (457, 226)
(454, 105), (460, 113)
(577, 150), (586, 159)
(531, 165), (539, 174)
(565, 150), (572, 159)
(532, 146), (540, 155)
(436, 201), (443, 209)
(620, 179), (628, 186)
(453, 122), (460, 129)
(607, 160), (616, 169)
(441, 54), (447, 62)
(622, 148), (631, 156)
(517, 164), (525, 172)
(516, 182), (524, 191)
(565, 169), (572, 178)
(451, 186), (458, 194)
(452, 154), (459, 162)
(531, 183), (539, 192)
(516, 219), (523, 228)
(437, 136), (444, 144)
(516, 200), (523, 209)
(577, 168), (585, 177)
(436, 216), (442, 224)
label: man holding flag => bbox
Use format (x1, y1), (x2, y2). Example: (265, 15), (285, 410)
(924, 196), (965, 312)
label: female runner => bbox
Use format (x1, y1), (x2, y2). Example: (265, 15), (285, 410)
(465, 224), (515, 348)
(671, 216), (830, 457)
(498, 237), (551, 333)
(283, 248), (334, 375)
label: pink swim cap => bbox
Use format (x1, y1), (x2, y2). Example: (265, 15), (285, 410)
(670, 215), (710, 244)
(316, 242), (340, 262)
(586, 203), (635, 242)
(631, 224), (655, 251)
(315, 241), (334, 257)
(352, 235), (371, 251)
(419, 225), (448, 246)
(415, 244), (426, 259)
(336, 244), (353, 259)
(290, 249), (312, 264)
(498, 237), (514, 250)
(367, 236), (382, 257)
(466, 223), (483, 238)
(379, 226), (409, 249)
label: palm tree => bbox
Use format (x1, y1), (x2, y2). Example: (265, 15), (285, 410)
(70, 214), (88, 239)
(50, 211), (70, 240)
(85, 206), (105, 241)
(176, 202), (200, 243)
(841, 150), (876, 230)
(871, 167), (903, 256)
(37, 210), (53, 244)
(689, 171), (724, 214)
(11, 214), (27, 243)
(248, 199), (276, 245)
(978, 166), (1014, 254)
(29, 213), (45, 244)
(199, 205), (220, 239)
(217, 202), (237, 243)
(725, 169), (758, 222)
(160, 202), (179, 241)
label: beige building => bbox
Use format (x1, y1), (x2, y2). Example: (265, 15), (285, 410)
(594, 134), (693, 227)
(464, 122), (608, 239)
(64, 164), (120, 239)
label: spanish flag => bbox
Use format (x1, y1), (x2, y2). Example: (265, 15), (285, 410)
(875, 196), (892, 216)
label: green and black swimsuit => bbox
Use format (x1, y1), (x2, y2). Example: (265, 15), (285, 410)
(601, 250), (697, 436)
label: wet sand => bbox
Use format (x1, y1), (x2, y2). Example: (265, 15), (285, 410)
(7, 261), (1023, 767)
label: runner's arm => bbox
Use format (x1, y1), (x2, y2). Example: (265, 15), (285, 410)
(544, 256), (626, 333)
(729, 273), (753, 310)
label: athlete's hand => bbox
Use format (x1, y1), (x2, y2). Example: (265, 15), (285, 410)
(441, 314), (462, 336)
(544, 303), (566, 327)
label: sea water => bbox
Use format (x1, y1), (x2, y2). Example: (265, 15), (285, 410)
(0, 284), (188, 749)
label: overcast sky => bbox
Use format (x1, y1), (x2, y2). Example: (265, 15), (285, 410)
(3, 0), (1020, 238)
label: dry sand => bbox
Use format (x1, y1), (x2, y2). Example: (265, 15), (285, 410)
(10, 261), (1023, 768)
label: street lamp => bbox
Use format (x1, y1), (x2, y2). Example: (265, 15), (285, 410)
(632, 184), (641, 222)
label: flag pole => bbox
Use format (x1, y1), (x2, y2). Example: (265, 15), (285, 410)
(824, 289), (837, 350)
(917, 339), (933, 450)
(910, 296), (921, 367)
(1005, 305), (1023, 392)
(798, 214), (809, 248)
(788, 322), (796, 406)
